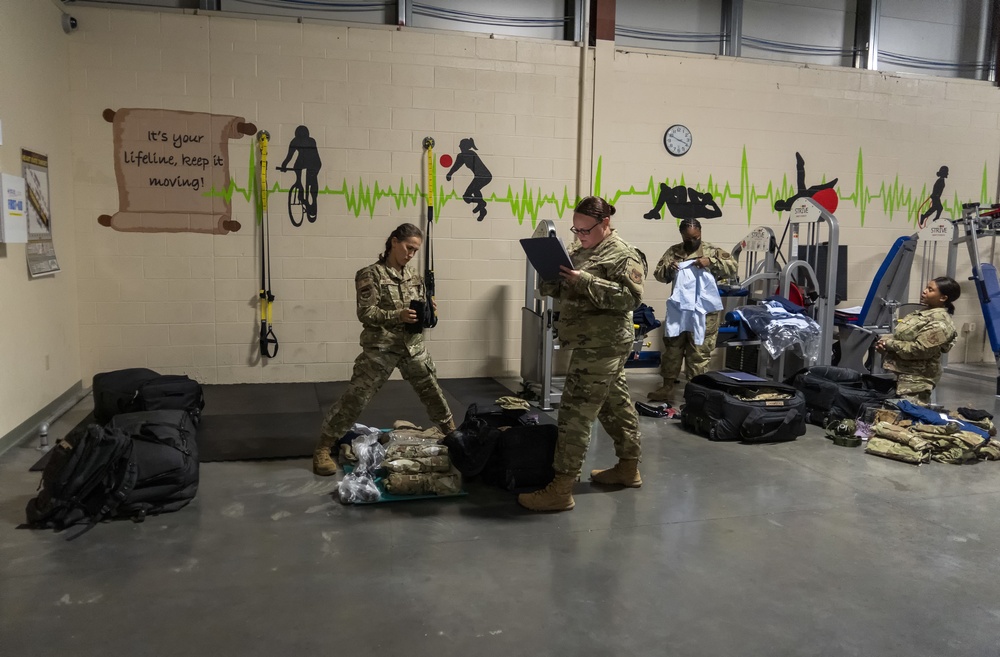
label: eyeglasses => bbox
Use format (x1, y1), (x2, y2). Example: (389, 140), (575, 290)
(570, 220), (603, 236)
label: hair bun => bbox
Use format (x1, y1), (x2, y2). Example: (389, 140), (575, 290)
(607, 202), (616, 216)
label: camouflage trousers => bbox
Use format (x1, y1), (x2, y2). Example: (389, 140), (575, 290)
(553, 342), (641, 477)
(658, 311), (720, 397)
(895, 373), (936, 405)
(318, 348), (453, 449)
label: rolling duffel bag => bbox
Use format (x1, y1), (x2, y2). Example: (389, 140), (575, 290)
(788, 366), (895, 427)
(93, 368), (205, 425)
(682, 371), (807, 443)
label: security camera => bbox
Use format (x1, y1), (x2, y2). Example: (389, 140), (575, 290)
(61, 14), (78, 34)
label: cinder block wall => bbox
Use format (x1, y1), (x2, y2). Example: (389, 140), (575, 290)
(68, 7), (1000, 387)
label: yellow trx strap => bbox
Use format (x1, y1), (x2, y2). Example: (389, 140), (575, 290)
(257, 130), (278, 358)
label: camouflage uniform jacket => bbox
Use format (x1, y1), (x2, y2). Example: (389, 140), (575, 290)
(881, 307), (956, 380)
(539, 230), (645, 349)
(355, 261), (425, 356)
(653, 241), (737, 286)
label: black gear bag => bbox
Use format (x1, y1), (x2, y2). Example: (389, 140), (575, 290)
(93, 368), (205, 425)
(23, 423), (138, 538)
(108, 410), (200, 520)
(682, 371), (807, 443)
(788, 366), (895, 427)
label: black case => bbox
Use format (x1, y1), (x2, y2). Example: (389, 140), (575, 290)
(788, 366), (894, 426)
(480, 424), (558, 492)
(93, 368), (205, 424)
(682, 371), (807, 443)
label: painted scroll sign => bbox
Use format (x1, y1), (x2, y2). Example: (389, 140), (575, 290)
(98, 108), (257, 235)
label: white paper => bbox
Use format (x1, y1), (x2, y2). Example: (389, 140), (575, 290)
(1, 173), (28, 243)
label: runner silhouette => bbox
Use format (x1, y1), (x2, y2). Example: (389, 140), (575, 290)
(918, 166), (948, 229)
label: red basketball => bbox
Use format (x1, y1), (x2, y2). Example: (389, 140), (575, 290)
(813, 188), (839, 213)
(440, 154), (453, 168)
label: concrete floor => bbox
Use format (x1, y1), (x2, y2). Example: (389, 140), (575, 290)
(2, 370), (1000, 657)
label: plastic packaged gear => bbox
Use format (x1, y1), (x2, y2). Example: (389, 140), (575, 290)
(337, 429), (386, 504)
(735, 301), (822, 365)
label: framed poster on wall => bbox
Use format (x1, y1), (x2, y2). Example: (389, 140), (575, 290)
(21, 149), (60, 278)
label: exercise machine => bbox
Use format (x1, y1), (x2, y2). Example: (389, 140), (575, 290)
(944, 203), (1000, 396)
(520, 219), (564, 410)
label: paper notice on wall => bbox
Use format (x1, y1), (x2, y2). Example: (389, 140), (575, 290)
(98, 108), (255, 235)
(1, 173), (28, 243)
(22, 150), (60, 277)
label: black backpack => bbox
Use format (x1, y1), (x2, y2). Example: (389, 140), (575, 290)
(109, 410), (200, 520)
(93, 368), (205, 425)
(789, 366), (895, 426)
(24, 424), (137, 538)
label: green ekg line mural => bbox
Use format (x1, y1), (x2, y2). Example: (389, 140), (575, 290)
(216, 147), (993, 227)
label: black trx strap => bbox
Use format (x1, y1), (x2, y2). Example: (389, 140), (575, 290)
(257, 131), (278, 358)
(422, 136), (439, 328)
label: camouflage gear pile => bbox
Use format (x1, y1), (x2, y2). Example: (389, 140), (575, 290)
(881, 307), (957, 403)
(384, 436), (449, 460)
(536, 230), (644, 481)
(653, 241), (738, 398)
(866, 420), (996, 465)
(383, 456), (453, 474)
(385, 471), (462, 496)
(317, 261), (454, 451)
(538, 230), (646, 349)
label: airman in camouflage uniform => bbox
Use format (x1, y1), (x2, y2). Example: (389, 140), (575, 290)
(876, 277), (959, 405)
(518, 197), (645, 512)
(314, 224), (454, 476)
(649, 218), (738, 404)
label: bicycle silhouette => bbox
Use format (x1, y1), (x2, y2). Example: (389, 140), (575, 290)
(276, 166), (317, 226)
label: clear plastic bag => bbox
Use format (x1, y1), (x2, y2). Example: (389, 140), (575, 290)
(735, 302), (822, 365)
(337, 472), (381, 504)
(336, 429), (386, 504)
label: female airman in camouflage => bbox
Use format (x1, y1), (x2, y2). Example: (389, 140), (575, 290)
(876, 276), (960, 404)
(313, 223), (455, 476)
(648, 218), (738, 405)
(518, 197), (646, 512)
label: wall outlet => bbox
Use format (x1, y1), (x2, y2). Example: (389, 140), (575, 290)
(962, 322), (975, 333)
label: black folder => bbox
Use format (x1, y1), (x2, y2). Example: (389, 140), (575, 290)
(519, 236), (574, 281)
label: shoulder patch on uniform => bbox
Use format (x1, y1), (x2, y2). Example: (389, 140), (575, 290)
(629, 265), (644, 284)
(356, 273), (377, 307)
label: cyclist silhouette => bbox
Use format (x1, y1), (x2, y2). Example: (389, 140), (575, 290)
(277, 125), (322, 223)
(446, 138), (492, 222)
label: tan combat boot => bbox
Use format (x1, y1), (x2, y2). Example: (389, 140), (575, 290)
(313, 444), (338, 476)
(647, 385), (674, 403)
(590, 459), (642, 487)
(517, 474), (576, 512)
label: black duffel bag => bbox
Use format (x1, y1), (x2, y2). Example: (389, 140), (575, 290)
(788, 366), (895, 427)
(93, 368), (205, 425)
(108, 410), (200, 520)
(682, 371), (807, 443)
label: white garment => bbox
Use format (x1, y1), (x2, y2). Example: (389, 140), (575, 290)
(665, 265), (723, 345)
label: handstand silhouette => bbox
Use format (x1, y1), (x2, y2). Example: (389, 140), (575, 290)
(445, 138), (492, 222)
(773, 152), (838, 212)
